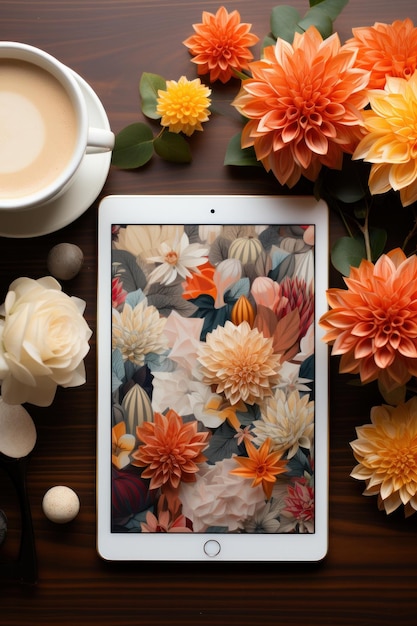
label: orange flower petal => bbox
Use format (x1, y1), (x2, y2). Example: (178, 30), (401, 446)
(233, 26), (369, 186)
(320, 252), (417, 391)
(345, 18), (417, 90)
(183, 6), (259, 84)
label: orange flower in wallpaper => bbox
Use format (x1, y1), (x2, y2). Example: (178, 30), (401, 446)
(230, 438), (287, 500)
(183, 6), (259, 83)
(132, 409), (209, 492)
(141, 495), (192, 532)
(232, 26), (370, 187)
(345, 18), (417, 90)
(319, 249), (417, 392)
(181, 261), (217, 300)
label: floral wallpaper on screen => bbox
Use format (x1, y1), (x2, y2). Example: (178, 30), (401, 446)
(110, 221), (316, 534)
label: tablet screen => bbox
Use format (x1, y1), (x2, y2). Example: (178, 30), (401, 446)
(97, 195), (328, 560)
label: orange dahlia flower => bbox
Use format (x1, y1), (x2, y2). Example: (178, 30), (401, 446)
(232, 26), (370, 187)
(319, 249), (417, 392)
(132, 409), (209, 492)
(352, 70), (417, 207)
(183, 6), (259, 84)
(345, 18), (417, 90)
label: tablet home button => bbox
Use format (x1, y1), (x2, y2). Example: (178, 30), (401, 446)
(204, 540), (221, 557)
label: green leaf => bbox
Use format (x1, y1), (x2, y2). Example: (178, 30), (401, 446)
(270, 5), (303, 42)
(331, 236), (365, 275)
(153, 131), (192, 164)
(268, 0), (348, 44)
(262, 34), (277, 50)
(378, 380), (406, 406)
(322, 157), (370, 204)
(111, 122), (154, 169)
(139, 72), (166, 119)
(331, 227), (388, 275)
(369, 228), (387, 261)
(224, 133), (261, 167)
(298, 7), (333, 38)
(308, 0), (349, 22)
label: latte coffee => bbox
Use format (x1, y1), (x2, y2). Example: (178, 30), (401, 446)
(0, 59), (77, 199)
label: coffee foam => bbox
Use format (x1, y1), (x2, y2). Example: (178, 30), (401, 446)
(0, 92), (45, 174)
(0, 59), (77, 200)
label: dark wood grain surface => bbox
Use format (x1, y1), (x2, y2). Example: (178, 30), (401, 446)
(1, 1), (417, 624)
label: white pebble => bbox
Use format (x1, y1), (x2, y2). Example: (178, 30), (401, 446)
(42, 486), (80, 524)
(0, 398), (37, 459)
(47, 243), (84, 280)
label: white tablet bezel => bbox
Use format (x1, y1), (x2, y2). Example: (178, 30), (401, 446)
(97, 194), (329, 562)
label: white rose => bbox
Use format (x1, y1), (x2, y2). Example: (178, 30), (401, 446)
(0, 276), (92, 406)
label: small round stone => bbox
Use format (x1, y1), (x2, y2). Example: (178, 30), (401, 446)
(42, 486), (80, 524)
(47, 243), (84, 280)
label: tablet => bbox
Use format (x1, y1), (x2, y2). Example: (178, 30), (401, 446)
(97, 194), (329, 561)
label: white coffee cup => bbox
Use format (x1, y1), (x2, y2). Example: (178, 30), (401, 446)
(0, 42), (114, 211)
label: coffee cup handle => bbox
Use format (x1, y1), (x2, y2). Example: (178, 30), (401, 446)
(86, 127), (115, 153)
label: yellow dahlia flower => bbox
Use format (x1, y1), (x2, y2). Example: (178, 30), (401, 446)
(156, 76), (211, 136)
(353, 70), (417, 206)
(350, 397), (417, 516)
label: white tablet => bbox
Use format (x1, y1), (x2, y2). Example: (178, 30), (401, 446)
(97, 194), (328, 561)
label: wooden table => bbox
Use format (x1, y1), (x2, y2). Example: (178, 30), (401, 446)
(1, 1), (417, 624)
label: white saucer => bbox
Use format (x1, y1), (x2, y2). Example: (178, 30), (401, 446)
(0, 71), (112, 238)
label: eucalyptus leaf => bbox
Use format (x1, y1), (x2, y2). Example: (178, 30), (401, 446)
(224, 133), (260, 167)
(270, 5), (303, 42)
(369, 228), (387, 261)
(139, 72), (166, 119)
(378, 380), (406, 406)
(112, 123), (154, 169)
(268, 0), (348, 45)
(322, 156), (370, 203)
(331, 229), (386, 276)
(262, 34), (277, 50)
(331, 236), (365, 275)
(308, 0), (349, 22)
(154, 131), (192, 163)
(298, 8), (333, 38)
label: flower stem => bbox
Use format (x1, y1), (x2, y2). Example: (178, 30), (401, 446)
(361, 207), (372, 262)
(232, 69), (251, 81)
(402, 206), (417, 253)
(353, 203), (372, 262)
(337, 206), (354, 239)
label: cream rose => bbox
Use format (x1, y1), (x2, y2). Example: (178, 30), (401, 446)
(0, 277), (92, 406)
